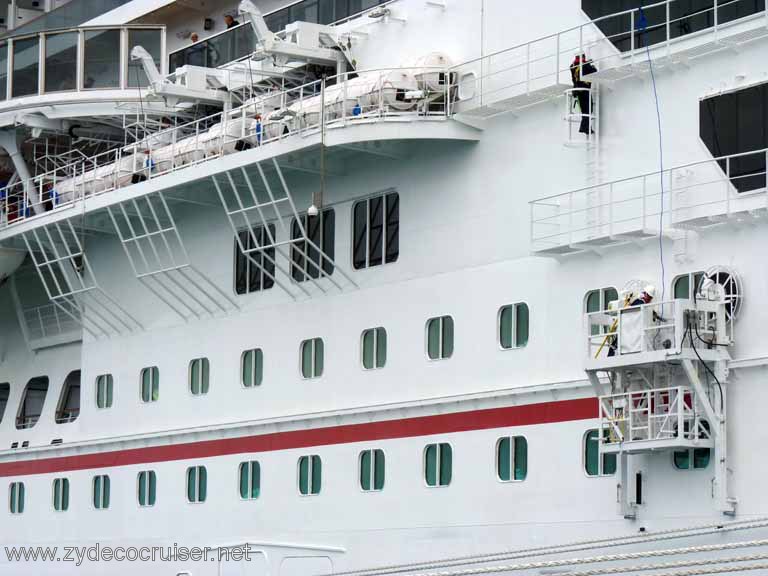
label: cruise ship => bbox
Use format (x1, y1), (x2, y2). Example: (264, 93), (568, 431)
(1, 0), (768, 574)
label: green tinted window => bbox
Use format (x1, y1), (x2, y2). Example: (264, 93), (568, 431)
(93, 475), (110, 509)
(360, 449), (385, 491)
(187, 466), (206, 503)
(140, 367), (159, 403)
(96, 374), (113, 409)
(53, 478), (69, 511)
(499, 304), (530, 349)
(239, 461), (260, 500)
(138, 470), (156, 507)
(298, 455), (321, 495)
(427, 316), (453, 360)
(10, 482), (24, 514)
(425, 443), (452, 487)
(585, 429), (616, 476)
(241, 348), (264, 387)
(301, 339), (324, 378)
(189, 358), (210, 395)
(362, 328), (387, 370)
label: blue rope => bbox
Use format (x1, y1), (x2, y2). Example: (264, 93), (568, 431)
(638, 6), (666, 303)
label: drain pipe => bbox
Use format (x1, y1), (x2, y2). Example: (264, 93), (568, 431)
(0, 130), (39, 215)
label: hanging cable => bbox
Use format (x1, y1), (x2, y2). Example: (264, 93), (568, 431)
(637, 6), (666, 302)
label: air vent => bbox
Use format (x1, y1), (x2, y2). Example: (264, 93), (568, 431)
(51, 439), (63, 445)
(10, 442), (18, 449)
(21, 441), (29, 448)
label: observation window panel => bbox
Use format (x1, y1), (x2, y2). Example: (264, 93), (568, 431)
(55, 370), (81, 424)
(16, 376), (49, 429)
(291, 209), (335, 282)
(0, 383), (9, 423)
(234, 226), (276, 295)
(83, 29), (121, 89)
(700, 82), (768, 193)
(0, 43), (8, 100)
(128, 29), (161, 88)
(353, 192), (399, 270)
(12, 36), (39, 98)
(44, 32), (77, 93)
(581, 1), (766, 52)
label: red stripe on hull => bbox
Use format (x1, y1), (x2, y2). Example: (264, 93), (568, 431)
(0, 397), (598, 477)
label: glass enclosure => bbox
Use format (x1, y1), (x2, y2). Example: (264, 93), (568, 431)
(0, 26), (164, 100)
(12, 36), (38, 97)
(84, 29), (121, 89)
(44, 32), (78, 92)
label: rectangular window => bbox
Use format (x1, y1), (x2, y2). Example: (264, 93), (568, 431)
(234, 225), (276, 295)
(0, 43), (7, 100)
(96, 374), (114, 409)
(300, 338), (324, 379)
(426, 316), (454, 360)
(128, 29), (161, 88)
(83, 29), (121, 89)
(9, 482), (25, 514)
(239, 461), (261, 500)
(189, 358), (210, 396)
(241, 348), (264, 388)
(353, 192), (400, 269)
(298, 455), (321, 495)
(44, 32), (78, 93)
(12, 36), (39, 98)
(16, 376), (49, 430)
(674, 448), (711, 470)
(496, 436), (528, 482)
(499, 303), (530, 349)
(93, 475), (110, 509)
(359, 449), (385, 491)
(361, 327), (387, 370)
(0, 383), (9, 422)
(186, 466), (207, 503)
(137, 470), (157, 507)
(140, 367), (159, 403)
(291, 209), (335, 282)
(53, 478), (69, 511)
(55, 370), (80, 423)
(424, 443), (452, 487)
(673, 272), (705, 300)
(585, 288), (619, 336)
(584, 429), (617, 477)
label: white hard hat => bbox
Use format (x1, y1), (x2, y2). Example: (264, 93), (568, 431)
(643, 284), (656, 298)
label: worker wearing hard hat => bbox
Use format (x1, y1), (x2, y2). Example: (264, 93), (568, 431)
(629, 285), (656, 307)
(607, 285), (656, 357)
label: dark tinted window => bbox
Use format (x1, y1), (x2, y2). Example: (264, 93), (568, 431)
(353, 192), (399, 269)
(264, 0), (389, 31)
(291, 209), (335, 282)
(16, 376), (49, 429)
(700, 82), (768, 192)
(234, 225), (276, 295)
(582, 1), (765, 52)
(56, 370), (80, 424)
(0, 383), (9, 422)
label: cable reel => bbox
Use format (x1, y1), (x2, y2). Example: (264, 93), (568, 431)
(697, 266), (744, 322)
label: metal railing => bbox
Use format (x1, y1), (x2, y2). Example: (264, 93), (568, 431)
(450, 0), (766, 113)
(599, 385), (711, 445)
(531, 148), (768, 252)
(169, 22), (255, 74)
(0, 24), (165, 101)
(0, 66), (453, 229)
(586, 298), (729, 361)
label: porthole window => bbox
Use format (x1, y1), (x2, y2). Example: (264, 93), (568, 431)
(300, 338), (324, 379)
(241, 348), (264, 388)
(359, 449), (385, 492)
(95, 374), (114, 409)
(93, 475), (110, 509)
(188, 358), (210, 396)
(53, 478), (69, 511)
(238, 461), (261, 500)
(140, 367), (159, 403)
(584, 429), (616, 477)
(298, 455), (321, 495)
(424, 443), (452, 487)
(361, 327), (387, 370)
(137, 471), (157, 507)
(426, 316), (454, 360)
(186, 466), (207, 503)
(498, 304), (529, 349)
(496, 436), (528, 481)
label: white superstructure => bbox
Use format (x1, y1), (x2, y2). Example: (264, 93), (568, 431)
(1, 0), (768, 575)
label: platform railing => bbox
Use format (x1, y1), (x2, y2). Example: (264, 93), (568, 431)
(23, 302), (82, 341)
(450, 0), (766, 115)
(599, 385), (710, 446)
(530, 148), (768, 253)
(0, 66), (452, 229)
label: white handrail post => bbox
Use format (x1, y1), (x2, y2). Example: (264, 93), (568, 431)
(641, 175), (647, 229)
(525, 42), (531, 94)
(630, 10), (636, 68)
(608, 182), (614, 237)
(714, 0), (719, 39)
(726, 156), (731, 215)
(342, 72), (347, 126)
(568, 191), (574, 246)
(666, 0), (671, 57)
(555, 33), (560, 85)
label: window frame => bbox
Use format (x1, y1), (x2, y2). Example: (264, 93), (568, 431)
(425, 316), (454, 361)
(358, 448), (386, 493)
(290, 208), (335, 283)
(92, 474), (110, 510)
(137, 470), (157, 508)
(238, 460), (261, 501)
(233, 224), (277, 295)
(55, 370), (81, 424)
(95, 374), (114, 409)
(495, 436), (528, 483)
(360, 327), (387, 370)
(140, 366), (159, 404)
(188, 357), (210, 397)
(241, 348), (264, 388)
(672, 271), (705, 301)
(297, 454), (322, 496)
(15, 376), (50, 430)
(351, 190), (400, 270)
(498, 303), (530, 350)
(0, 382), (9, 423)
(9, 481), (24, 515)
(186, 465), (207, 504)
(300, 338), (324, 380)
(583, 429), (617, 478)
(52, 477), (69, 512)
(423, 442), (453, 488)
